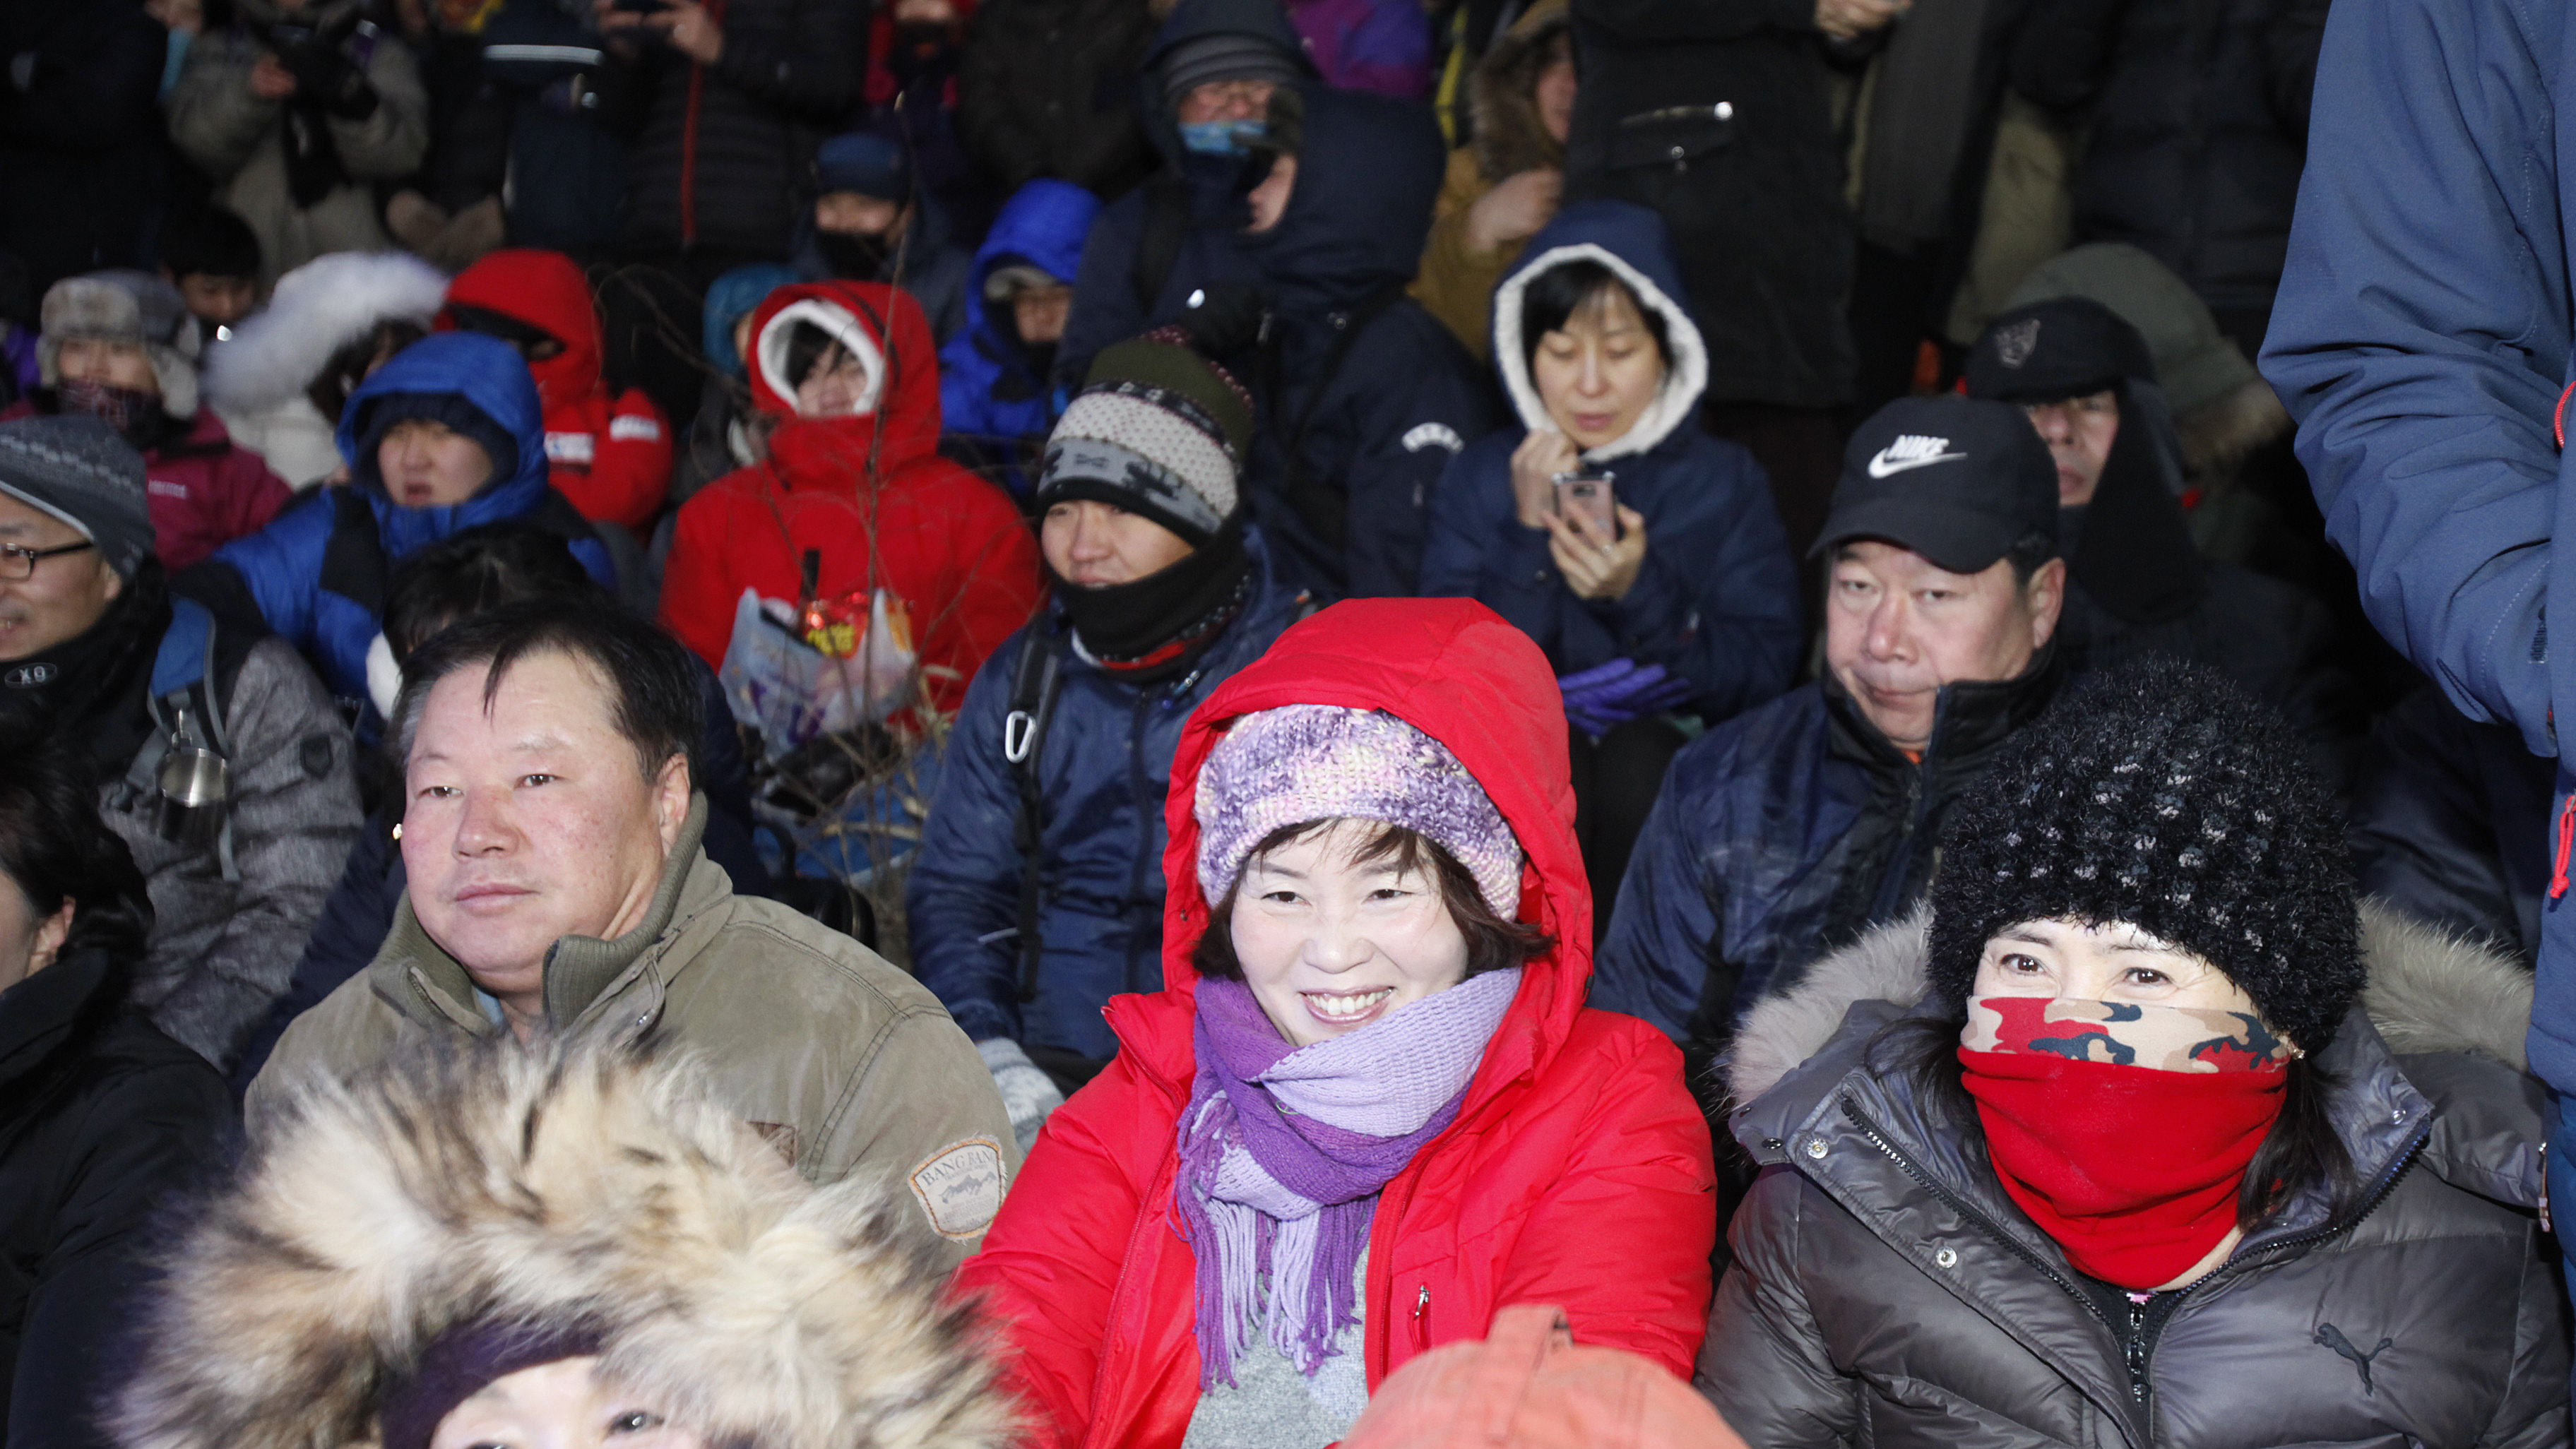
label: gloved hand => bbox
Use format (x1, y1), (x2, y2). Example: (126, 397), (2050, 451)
(1558, 658), (1694, 738)
(978, 1037), (1065, 1155)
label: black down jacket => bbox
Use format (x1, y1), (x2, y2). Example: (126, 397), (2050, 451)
(0, 947), (232, 1448)
(957, 0), (1158, 198)
(1698, 905), (2571, 1449)
(2013, 0), (2329, 323)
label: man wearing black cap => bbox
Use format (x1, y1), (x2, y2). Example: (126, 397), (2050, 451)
(1966, 297), (2356, 780)
(797, 131), (973, 345)
(1594, 395), (2065, 1085)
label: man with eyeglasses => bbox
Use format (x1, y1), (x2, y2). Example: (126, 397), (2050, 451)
(0, 415), (359, 1073)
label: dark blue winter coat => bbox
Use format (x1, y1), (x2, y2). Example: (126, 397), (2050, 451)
(188, 333), (613, 708)
(906, 535), (1302, 1061)
(1418, 202), (1799, 718)
(1592, 661), (2061, 1049)
(1055, 0), (1313, 383)
(938, 179), (1100, 496)
(1242, 84), (1500, 600)
(2257, 0), (2576, 1087)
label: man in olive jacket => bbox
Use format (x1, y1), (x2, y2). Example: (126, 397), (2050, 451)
(251, 602), (1016, 1260)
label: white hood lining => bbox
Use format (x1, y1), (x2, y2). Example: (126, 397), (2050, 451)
(1491, 242), (1709, 464)
(756, 297), (885, 417)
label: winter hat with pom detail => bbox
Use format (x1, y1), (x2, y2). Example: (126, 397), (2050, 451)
(1925, 655), (2361, 1054)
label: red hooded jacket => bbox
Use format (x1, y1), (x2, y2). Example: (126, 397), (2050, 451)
(951, 598), (1717, 1449)
(658, 280), (1039, 716)
(439, 250), (672, 530)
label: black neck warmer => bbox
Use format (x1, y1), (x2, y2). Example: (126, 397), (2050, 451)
(1054, 524), (1254, 685)
(817, 229), (895, 280)
(0, 563), (172, 782)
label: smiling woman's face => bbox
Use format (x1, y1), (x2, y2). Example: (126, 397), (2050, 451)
(1228, 819), (1471, 1047)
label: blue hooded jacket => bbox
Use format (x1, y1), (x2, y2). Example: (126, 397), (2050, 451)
(1419, 201), (1800, 717)
(198, 333), (613, 708)
(938, 179), (1102, 494)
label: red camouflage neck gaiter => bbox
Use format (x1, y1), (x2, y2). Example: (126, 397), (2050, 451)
(1957, 995), (2292, 1291)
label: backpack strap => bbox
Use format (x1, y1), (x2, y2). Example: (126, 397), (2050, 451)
(316, 487), (390, 614)
(1002, 626), (1069, 1003)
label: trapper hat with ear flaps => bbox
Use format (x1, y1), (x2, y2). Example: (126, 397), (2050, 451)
(38, 271), (202, 417)
(1927, 656), (2362, 1054)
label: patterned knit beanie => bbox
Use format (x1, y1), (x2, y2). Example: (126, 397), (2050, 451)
(1926, 656), (2361, 1052)
(1196, 705), (1524, 917)
(0, 415), (153, 580)
(1037, 334), (1253, 546)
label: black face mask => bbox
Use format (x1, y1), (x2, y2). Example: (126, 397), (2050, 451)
(1052, 522), (1252, 684)
(816, 229), (894, 280)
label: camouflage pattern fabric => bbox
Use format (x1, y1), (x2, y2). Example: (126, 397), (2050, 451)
(1962, 996), (2292, 1074)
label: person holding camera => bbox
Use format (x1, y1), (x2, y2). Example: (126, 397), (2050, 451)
(1419, 200), (1798, 928)
(165, 0), (429, 287)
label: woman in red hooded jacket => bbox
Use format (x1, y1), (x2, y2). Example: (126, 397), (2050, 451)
(659, 280), (1040, 717)
(952, 596), (1716, 1449)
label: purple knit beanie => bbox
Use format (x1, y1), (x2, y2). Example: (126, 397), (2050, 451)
(1194, 705), (1523, 917)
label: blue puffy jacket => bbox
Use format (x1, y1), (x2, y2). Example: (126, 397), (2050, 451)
(2257, 0), (2576, 1085)
(905, 535), (1302, 1061)
(1418, 202), (1800, 718)
(938, 179), (1101, 496)
(1592, 661), (2061, 1051)
(190, 333), (613, 709)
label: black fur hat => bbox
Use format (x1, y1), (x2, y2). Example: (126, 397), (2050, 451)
(1926, 656), (2360, 1051)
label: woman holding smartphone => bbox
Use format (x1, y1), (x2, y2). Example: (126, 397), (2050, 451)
(1420, 200), (1800, 913)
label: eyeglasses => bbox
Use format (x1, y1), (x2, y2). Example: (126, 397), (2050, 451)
(0, 541), (96, 582)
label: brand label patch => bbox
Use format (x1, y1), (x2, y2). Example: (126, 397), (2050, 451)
(1401, 422), (1466, 455)
(1865, 434), (1968, 478)
(544, 431), (597, 465)
(908, 1137), (1006, 1240)
(1994, 318), (2042, 368)
(609, 415), (663, 442)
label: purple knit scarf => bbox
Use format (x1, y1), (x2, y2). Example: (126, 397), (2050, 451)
(1173, 969), (1521, 1389)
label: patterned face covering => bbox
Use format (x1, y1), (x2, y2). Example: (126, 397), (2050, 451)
(1957, 995), (2291, 1290)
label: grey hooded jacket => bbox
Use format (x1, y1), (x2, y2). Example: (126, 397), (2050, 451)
(1697, 902), (2570, 1449)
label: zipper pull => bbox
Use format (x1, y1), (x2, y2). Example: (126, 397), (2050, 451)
(1411, 1284), (1430, 1349)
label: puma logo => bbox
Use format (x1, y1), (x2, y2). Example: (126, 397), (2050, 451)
(2313, 1323), (2393, 1396)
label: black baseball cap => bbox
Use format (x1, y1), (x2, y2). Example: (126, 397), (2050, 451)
(1964, 296), (2155, 403)
(1812, 395), (2059, 576)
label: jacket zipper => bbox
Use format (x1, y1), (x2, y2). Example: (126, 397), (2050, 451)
(1120, 688), (1156, 995)
(1411, 1284), (1431, 1352)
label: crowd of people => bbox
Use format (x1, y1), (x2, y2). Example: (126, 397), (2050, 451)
(0, 0), (2570, 1441)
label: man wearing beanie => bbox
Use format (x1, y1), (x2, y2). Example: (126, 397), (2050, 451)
(1055, 0), (1316, 383)
(11, 270), (291, 571)
(797, 131), (974, 345)
(1596, 395), (2067, 1090)
(0, 414), (359, 1071)
(1964, 297), (2356, 780)
(180, 332), (617, 729)
(910, 334), (1303, 1145)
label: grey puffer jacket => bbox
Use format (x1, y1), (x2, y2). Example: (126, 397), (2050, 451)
(1698, 902), (2570, 1449)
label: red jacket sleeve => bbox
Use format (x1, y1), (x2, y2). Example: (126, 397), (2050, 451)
(951, 1059), (1162, 1449)
(657, 483), (742, 668)
(547, 393), (675, 532)
(918, 475), (1042, 715)
(1491, 1017), (1717, 1378)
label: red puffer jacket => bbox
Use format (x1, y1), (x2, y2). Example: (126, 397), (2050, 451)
(439, 249), (672, 530)
(951, 597), (1718, 1449)
(658, 280), (1040, 717)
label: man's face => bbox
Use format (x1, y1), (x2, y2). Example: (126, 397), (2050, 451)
(815, 191), (907, 241)
(1013, 284), (1074, 346)
(1824, 539), (2062, 752)
(0, 491), (120, 662)
(55, 337), (160, 395)
(176, 273), (256, 327)
(2020, 390), (2119, 506)
(1177, 78), (1274, 124)
(1041, 499), (1194, 585)
(401, 651), (690, 1031)
(379, 418), (494, 508)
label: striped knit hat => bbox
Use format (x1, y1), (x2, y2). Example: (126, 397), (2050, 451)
(1037, 335), (1252, 545)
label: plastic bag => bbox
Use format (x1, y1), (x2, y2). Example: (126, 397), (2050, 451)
(717, 586), (918, 758)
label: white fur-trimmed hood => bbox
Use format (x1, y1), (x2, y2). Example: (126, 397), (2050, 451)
(1726, 899), (2536, 1106)
(205, 251), (449, 414)
(1490, 213), (1710, 464)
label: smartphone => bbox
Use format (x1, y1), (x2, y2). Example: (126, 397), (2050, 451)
(1552, 466), (1617, 537)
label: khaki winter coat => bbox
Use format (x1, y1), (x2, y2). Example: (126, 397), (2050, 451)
(252, 800), (1018, 1261)
(1413, 0), (1567, 362)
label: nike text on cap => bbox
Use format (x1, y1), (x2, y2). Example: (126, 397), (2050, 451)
(1811, 394), (2060, 576)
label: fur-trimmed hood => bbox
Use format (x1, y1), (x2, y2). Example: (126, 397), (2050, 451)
(206, 252), (449, 415)
(1727, 898), (2536, 1107)
(1468, 0), (1567, 184)
(1490, 202), (1709, 464)
(117, 1039), (1014, 1449)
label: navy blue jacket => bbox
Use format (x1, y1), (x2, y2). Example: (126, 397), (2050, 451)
(1055, 0), (1312, 383)
(1243, 84), (1500, 600)
(906, 537), (1302, 1060)
(187, 334), (613, 710)
(1594, 662), (2060, 1050)
(2258, 0), (2576, 1087)
(938, 179), (1100, 495)
(1419, 203), (1799, 718)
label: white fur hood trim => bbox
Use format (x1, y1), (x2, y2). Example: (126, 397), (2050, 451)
(1490, 241), (1709, 464)
(206, 251), (449, 413)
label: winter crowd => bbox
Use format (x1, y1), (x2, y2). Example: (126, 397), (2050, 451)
(4, 0), (2575, 1441)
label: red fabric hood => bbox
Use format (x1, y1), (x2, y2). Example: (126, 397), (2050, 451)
(1158, 598), (1589, 1053)
(438, 249), (604, 412)
(744, 280), (944, 482)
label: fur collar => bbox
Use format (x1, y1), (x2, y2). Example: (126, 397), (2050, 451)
(1468, 0), (1568, 184)
(1726, 899), (2534, 1105)
(117, 1039), (1014, 1449)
